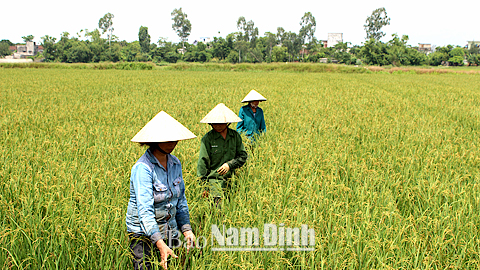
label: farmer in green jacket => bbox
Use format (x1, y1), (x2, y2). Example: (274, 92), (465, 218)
(197, 103), (248, 201)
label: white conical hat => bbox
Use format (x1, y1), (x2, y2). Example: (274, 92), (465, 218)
(200, 103), (242, 123)
(241, 90), (267, 103)
(131, 111), (196, 142)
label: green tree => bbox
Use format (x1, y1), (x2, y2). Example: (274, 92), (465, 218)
(99, 12), (114, 47)
(210, 37), (231, 60)
(299, 12), (316, 44)
(360, 38), (388, 65)
(103, 43), (122, 62)
(55, 32), (73, 62)
(121, 41), (142, 62)
(450, 47), (465, 57)
(386, 34), (408, 66)
(436, 45), (453, 55)
(41, 35), (57, 61)
(138, 26), (151, 54)
(0, 43), (10, 57)
(427, 45), (452, 66)
(171, 8), (191, 49)
(226, 50), (239, 63)
(448, 56), (464, 66)
(151, 37), (178, 63)
(333, 42), (353, 64)
(22, 35), (34, 42)
(234, 38), (249, 63)
(448, 47), (465, 66)
(364, 7), (391, 41)
(271, 46), (288, 62)
(467, 54), (479, 66)
(468, 44), (479, 55)
(184, 43), (212, 63)
(85, 29), (102, 43)
(0, 40), (13, 56)
(83, 29), (107, 62)
(236, 16), (258, 46)
(263, 32), (277, 62)
(66, 40), (93, 63)
(0, 39), (13, 46)
(282, 31), (302, 62)
(428, 51), (448, 66)
(163, 51), (180, 63)
(276, 27), (285, 45)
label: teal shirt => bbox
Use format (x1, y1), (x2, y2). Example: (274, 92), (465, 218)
(197, 128), (248, 181)
(236, 105), (266, 137)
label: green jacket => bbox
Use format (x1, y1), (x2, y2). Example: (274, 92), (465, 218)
(197, 128), (248, 180)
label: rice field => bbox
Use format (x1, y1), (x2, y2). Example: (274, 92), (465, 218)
(1, 68), (480, 269)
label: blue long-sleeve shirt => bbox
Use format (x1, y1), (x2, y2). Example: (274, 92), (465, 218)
(236, 105), (266, 137)
(126, 148), (191, 244)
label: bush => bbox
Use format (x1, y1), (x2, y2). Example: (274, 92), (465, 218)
(467, 54), (479, 66)
(115, 62), (154, 70)
(226, 50), (239, 64)
(448, 56), (464, 66)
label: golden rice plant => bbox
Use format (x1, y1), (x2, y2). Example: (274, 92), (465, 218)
(1, 68), (480, 269)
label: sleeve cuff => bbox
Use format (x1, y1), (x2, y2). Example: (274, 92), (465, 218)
(180, 224), (192, 233)
(150, 231), (163, 244)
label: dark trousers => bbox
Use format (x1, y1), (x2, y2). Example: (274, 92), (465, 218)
(128, 232), (180, 270)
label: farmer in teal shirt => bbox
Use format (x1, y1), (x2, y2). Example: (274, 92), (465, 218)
(236, 90), (267, 138)
(197, 103), (248, 202)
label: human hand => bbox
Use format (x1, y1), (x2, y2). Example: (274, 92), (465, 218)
(217, 163), (230, 175)
(156, 239), (177, 270)
(183, 230), (196, 253)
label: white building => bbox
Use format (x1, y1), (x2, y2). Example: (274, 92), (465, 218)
(7, 41), (43, 59)
(327, 33), (343, 48)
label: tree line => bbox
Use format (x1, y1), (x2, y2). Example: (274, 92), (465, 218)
(1, 8), (479, 66)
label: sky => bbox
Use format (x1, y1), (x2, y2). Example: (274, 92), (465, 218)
(1, 0), (479, 47)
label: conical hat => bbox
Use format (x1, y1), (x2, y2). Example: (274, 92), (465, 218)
(241, 90), (267, 103)
(131, 111), (196, 142)
(200, 103), (242, 123)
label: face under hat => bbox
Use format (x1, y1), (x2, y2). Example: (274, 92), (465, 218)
(131, 111), (196, 143)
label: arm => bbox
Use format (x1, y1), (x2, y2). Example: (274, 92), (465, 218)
(259, 109), (266, 133)
(236, 107), (245, 132)
(197, 138), (210, 181)
(226, 134), (248, 170)
(131, 164), (163, 244)
(175, 169), (192, 233)
(175, 170), (195, 251)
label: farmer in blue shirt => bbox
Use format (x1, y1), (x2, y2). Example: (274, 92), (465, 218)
(236, 90), (267, 139)
(126, 111), (196, 270)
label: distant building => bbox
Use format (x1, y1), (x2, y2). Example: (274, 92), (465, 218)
(299, 47), (309, 55)
(199, 37), (211, 43)
(319, 40), (328, 48)
(7, 41), (43, 59)
(193, 37), (211, 46)
(418, 43), (433, 55)
(327, 33), (343, 48)
(467, 41), (480, 50)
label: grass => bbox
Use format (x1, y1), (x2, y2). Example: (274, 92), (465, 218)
(0, 62), (154, 70)
(3, 62), (480, 74)
(1, 69), (480, 269)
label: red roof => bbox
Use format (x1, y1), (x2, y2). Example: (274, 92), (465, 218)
(9, 46), (16, 51)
